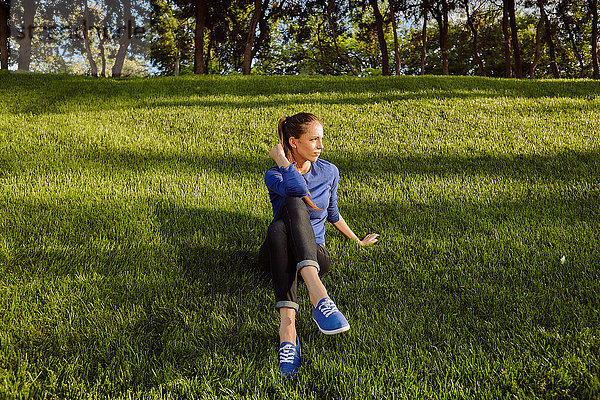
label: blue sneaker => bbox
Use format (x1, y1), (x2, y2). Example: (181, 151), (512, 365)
(279, 336), (301, 377)
(312, 297), (350, 335)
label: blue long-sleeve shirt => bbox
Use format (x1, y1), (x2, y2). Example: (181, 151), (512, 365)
(264, 158), (340, 244)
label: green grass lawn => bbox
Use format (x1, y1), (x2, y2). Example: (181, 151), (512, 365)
(0, 72), (599, 399)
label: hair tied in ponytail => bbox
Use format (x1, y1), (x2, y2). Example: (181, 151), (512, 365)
(275, 112), (324, 213)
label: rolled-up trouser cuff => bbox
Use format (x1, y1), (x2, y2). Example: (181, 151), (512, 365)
(275, 301), (299, 311)
(296, 260), (320, 273)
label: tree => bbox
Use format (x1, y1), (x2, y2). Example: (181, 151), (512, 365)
(15, 0), (38, 70)
(501, 0), (513, 76)
(536, 0), (560, 77)
(151, 0), (194, 75)
(389, 0), (402, 74)
(0, 0), (9, 70)
(154, 0), (206, 75)
(462, 0), (488, 76)
(111, 0), (131, 77)
(194, 0), (206, 74)
(557, 0), (586, 77)
(430, 0), (456, 75)
(368, 0), (390, 75)
(420, 0), (429, 75)
(83, 0), (98, 76)
(242, 0), (268, 74)
(590, 0), (599, 78)
(324, 0), (358, 75)
(529, 0), (544, 77)
(505, 0), (522, 77)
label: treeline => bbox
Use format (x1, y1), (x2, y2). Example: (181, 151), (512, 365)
(1, 0), (599, 78)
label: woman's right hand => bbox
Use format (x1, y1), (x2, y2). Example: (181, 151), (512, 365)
(269, 144), (291, 168)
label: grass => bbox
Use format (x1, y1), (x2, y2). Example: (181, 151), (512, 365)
(0, 72), (599, 399)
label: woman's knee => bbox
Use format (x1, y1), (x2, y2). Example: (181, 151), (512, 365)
(283, 196), (304, 208)
(282, 196), (310, 220)
(266, 219), (287, 246)
(318, 262), (330, 277)
(317, 245), (331, 276)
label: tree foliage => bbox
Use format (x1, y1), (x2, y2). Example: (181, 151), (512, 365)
(4, 0), (600, 78)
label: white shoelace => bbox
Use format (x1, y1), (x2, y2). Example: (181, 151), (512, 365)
(279, 344), (296, 363)
(317, 298), (339, 318)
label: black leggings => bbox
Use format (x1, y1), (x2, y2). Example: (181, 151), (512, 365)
(259, 197), (330, 310)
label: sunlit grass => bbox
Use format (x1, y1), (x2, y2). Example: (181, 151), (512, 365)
(0, 73), (599, 399)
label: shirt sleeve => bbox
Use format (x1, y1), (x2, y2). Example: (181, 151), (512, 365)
(327, 165), (340, 223)
(264, 163), (309, 198)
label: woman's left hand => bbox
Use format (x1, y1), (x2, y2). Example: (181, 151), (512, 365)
(358, 233), (379, 246)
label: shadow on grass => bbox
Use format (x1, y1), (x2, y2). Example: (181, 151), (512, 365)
(76, 147), (272, 177)
(328, 149), (600, 182)
(3, 177), (599, 396)
(59, 146), (600, 183)
(2, 73), (600, 115)
(2, 197), (279, 393)
(338, 191), (600, 331)
(153, 199), (269, 282)
(3, 144), (595, 183)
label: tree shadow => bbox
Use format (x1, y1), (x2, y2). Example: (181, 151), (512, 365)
(2, 196), (278, 392)
(77, 147), (272, 177)
(153, 199), (269, 283)
(2, 73), (599, 115)
(5, 144), (596, 185)
(327, 149), (600, 182)
(316, 190), (600, 400)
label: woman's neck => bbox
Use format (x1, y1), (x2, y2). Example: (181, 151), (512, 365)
(294, 159), (312, 174)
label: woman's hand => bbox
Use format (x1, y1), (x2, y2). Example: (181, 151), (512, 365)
(332, 216), (379, 246)
(358, 233), (379, 246)
(269, 144), (291, 168)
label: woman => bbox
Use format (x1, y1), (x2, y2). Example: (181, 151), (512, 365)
(259, 112), (379, 377)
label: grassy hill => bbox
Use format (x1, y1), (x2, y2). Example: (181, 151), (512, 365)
(0, 72), (599, 399)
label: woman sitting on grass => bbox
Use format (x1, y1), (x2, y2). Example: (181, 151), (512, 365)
(259, 112), (379, 377)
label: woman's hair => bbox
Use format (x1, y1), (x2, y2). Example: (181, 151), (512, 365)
(277, 112), (323, 162)
(277, 112), (323, 211)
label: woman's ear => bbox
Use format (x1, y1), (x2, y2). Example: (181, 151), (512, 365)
(288, 136), (297, 149)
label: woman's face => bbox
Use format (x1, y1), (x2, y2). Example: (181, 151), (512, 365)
(289, 122), (324, 163)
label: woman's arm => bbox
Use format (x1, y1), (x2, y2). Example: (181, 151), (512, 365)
(269, 144), (291, 168)
(332, 215), (379, 246)
(266, 144), (309, 198)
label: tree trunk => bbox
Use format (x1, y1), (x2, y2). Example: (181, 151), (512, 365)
(530, 15), (543, 78)
(83, 1), (98, 77)
(464, 1), (486, 76)
(194, 0), (206, 74)
(111, 0), (131, 78)
(538, 0), (560, 78)
(506, 0), (522, 78)
(0, 3), (8, 70)
(205, 31), (213, 73)
(368, 0), (390, 75)
(326, 0), (358, 76)
(252, 0), (275, 61)
(564, 19), (585, 78)
(390, 0), (401, 75)
(17, 0), (37, 71)
(502, 1), (513, 77)
(432, 0), (450, 75)
(242, 0), (262, 75)
(441, 0), (449, 75)
(99, 37), (106, 76)
(421, 2), (428, 75)
(316, 22), (328, 74)
(591, 0), (599, 79)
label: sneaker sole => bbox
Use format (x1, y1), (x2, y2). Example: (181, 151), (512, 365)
(312, 318), (350, 335)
